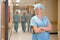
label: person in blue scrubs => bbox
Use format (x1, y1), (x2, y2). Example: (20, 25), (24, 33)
(30, 3), (52, 40)
(21, 13), (26, 32)
(13, 11), (19, 32)
(27, 12), (33, 32)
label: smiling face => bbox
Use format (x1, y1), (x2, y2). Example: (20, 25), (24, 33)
(35, 7), (43, 16)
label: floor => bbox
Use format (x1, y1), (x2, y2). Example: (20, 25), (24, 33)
(10, 23), (58, 40)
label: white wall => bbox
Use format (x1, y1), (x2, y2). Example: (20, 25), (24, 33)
(45, 0), (58, 33)
(44, 0), (58, 22)
(58, 0), (60, 40)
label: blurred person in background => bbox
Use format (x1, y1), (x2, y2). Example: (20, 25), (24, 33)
(13, 11), (20, 32)
(27, 11), (33, 32)
(21, 13), (26, 32)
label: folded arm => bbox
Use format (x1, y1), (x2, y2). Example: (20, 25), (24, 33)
(32, 26), (44, 33)
(39, 24), (52, 32)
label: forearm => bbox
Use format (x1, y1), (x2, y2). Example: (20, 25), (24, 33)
(33, 28), (41, 33)
(38, 25), (52, 32)
(33, 27), (43, 33)
(44, 25), (52, 31)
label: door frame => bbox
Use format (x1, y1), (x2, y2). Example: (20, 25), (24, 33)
(0, 0), (2, 40)
(5, 0), (8, 40)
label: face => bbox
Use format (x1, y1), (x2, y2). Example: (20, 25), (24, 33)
(35, 7), (42, 15)
(23, 13), (25, 15)
(16, 11), (18, 14)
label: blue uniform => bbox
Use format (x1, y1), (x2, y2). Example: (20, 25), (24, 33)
(13, 14), (19, 32)
(27, 13), (33, 32)
(21, 15), (26, 32)
(30, 15), (51, 40)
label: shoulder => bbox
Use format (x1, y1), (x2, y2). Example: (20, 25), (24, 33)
(13, 14), (16, 17)
(43, 16), (50, 21)
(17, 14), (19, 16)
(31, 15), (37, 20)
(43, 16), (48, 19)
(21, 15), (23, 17)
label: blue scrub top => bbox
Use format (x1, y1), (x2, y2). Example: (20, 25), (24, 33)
(27, 13), (33, 22)
(30, 15), (51, 40)
(13, 14), (19, 22)
(21, 15), (26, 23)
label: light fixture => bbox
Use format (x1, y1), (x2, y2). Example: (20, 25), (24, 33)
(16, 4), (19, 6)
(16, 0), (20, 2)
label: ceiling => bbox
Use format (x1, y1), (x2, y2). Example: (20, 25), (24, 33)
(12, 0), (40, 6)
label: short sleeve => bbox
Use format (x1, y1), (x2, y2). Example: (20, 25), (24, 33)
(45, 17), (51, 25)
(30, 18), (37, 27)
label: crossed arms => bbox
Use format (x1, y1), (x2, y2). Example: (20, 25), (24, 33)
(32, 24), (52, 33)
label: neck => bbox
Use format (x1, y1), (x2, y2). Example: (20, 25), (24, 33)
(37, 14), (43, 19)
(39, 15), (43, 19)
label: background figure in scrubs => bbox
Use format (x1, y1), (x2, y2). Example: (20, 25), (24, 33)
(13, 11), (19, 32)
(30, 3), (52, 40)
(27, 12), (33, 32)
(21, 13), (26, 32)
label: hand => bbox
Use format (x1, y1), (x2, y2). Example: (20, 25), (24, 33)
(38, 27), (45, 32)
(39, 27), (47, 32)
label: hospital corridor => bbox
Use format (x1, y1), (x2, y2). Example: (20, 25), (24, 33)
(1, 0), (60, 40)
